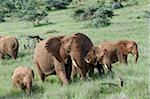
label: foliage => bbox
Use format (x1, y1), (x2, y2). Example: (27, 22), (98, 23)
(73, 1), (114, 27)
(0, 11), (5, 22)
(45, 0), (72, 10)
(14, 0), (48, 26)
(143, 11), (150, 18)
(91, 8), (113, 27)
(0, 0), (48, 26)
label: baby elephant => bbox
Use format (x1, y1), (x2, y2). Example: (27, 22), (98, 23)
(12, 67), (34, 94)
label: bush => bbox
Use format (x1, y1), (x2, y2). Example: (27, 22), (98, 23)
(91, 8), (113, 27)
(45, 0), (72, 10)
(73, 6), (98, 21)
(72, 1), (114, 27)
(0, 12), (5, 22)
(0, 0), (48, 26)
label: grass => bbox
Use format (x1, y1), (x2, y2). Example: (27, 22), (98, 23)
(0, 0), (149, 99)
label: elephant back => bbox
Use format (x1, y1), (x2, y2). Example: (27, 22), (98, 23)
(74, 33), (94, 56)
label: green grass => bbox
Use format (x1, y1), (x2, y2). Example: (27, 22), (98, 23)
(0, 0), (149, 99)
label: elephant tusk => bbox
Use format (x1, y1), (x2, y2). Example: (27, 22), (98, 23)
(72, 59), (78, 67)
(104, 64), (108, 69)
(84, 58), (90, 64)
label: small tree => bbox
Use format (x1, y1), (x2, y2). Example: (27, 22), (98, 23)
(16, 0), (49, 26)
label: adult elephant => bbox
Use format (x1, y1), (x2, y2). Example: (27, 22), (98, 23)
(85, 40), (139, 72)
(34, 39), (72, 85)
(45, 33), (94, 82)
(69, 33), (95, 78)
(0, 36), (19, 59)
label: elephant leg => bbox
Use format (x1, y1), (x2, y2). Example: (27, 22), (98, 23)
(53, 57), (69, 85)
(34, 60), (45, 82)
(96, 63), (104, 76)
(87, 64), (94, 77)
(0, 52), (4, 59)
(9, 50), (16, 59)
(76, 66), (86, 80)
(65, 57), (72, 81)
(71, 65), (78, 80)
(71, 53), (86, 80)
(124, 55), (128, 64)
(117, 46), (128, 65)
(117, 51), (126, 64)
(12, 48), (18, 59)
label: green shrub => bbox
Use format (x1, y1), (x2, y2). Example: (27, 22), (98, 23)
(45, 0), (72, 10)
(72, 1), (114, 27)
(73, 6), (98, 21)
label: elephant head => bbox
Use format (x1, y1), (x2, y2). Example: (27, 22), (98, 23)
(45, 36), (73, 85)
(45, 33), (94, 81)
(84, 47), (98, 65)
(45, 36), (72, 63)
(126, 41), (138, 64)
(85, 47), (112, 71)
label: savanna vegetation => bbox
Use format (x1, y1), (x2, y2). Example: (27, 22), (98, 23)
(0, 0), (149, 99)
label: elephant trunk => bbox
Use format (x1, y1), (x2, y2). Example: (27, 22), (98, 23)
(133, 49), (138, 64)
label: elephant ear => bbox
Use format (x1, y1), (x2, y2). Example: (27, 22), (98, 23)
(94, 46), (99, 54)
(102, 49), (107, 55)
(126, 41), (134, 48)
(99, 48), (108, 57)
(84, 46), (98, 64)
(45, 36), (64, 62)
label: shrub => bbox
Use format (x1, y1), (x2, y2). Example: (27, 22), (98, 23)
(91, 8), (113, 27)
(0, 0), (48, 26)
(72, 1), (114, 27)
(73, 6), (98, 21)
(45, 0), (72, 10)
(0, 12), (5, 22)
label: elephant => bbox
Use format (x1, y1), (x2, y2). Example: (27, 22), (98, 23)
(69, 33), (94, 78)
(98, 40), (139, 64)
(85, 40), (139, 73)
(85, 47), (112, 75)
(44, 33), (94, 82)
(34, 39), (72, 85)
(12, 66), (34, 94)
(0, 36), (19, 59)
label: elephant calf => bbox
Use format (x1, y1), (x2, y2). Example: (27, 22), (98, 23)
(12, 67), (34, 94)
(0, 36), (19, 59)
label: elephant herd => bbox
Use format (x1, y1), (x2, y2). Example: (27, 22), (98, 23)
(0, 33), (139, 94)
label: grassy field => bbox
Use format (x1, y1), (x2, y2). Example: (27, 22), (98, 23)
(0, 0), (149, 99)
